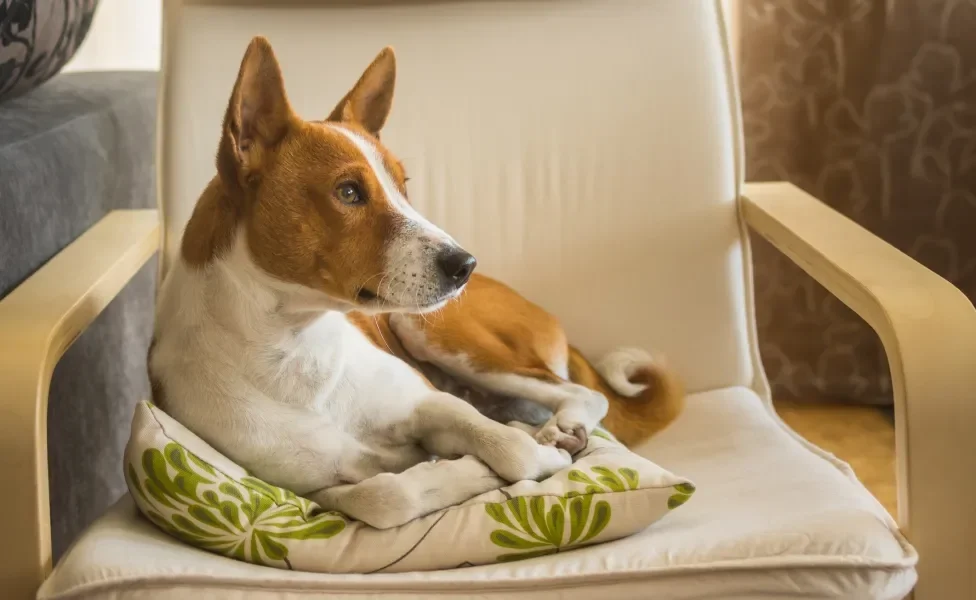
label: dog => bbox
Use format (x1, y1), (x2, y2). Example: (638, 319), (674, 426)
(149, 37), (684, 529)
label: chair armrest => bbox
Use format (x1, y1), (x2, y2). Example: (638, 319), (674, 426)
(742, 181), (976, 599)
(0, 210), (159, 600)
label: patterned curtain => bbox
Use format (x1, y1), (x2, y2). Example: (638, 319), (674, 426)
(741, 0), (976, 404)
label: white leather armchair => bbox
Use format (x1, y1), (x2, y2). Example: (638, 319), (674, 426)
(4, 1), (974, 598)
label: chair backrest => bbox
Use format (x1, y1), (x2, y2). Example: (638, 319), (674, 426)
(159, 0), (753, 394)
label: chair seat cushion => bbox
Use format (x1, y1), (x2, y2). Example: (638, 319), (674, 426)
(39, 387), (917, 600)
(121, 402), (694, 573)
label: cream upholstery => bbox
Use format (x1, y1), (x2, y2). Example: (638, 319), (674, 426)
(18, 0), (976, 598)
(37, 388), (916, 600)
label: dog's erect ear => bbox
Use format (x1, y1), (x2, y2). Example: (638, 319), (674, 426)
(327, 47), (396, 136)
(217, 36), (296, 190)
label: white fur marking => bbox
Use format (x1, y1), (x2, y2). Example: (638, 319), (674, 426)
(327, 124), (448, 239)
(326, 124), (461, 308)
(595, 347), (654, 397)
(548, 345), (570, 380)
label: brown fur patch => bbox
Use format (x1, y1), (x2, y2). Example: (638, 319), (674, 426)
(181, 178), (241, 267)
(391, 273), (684, 448)
(180, 38), (410, 309)
(399, 274), (570, 376)
(241, 122), (402, 304)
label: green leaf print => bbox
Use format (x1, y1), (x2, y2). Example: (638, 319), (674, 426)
(490, 530), (551, 550)
(165, 444), (192, 473)
(580, 500), (611, 543)
(219, 482), (245, 502)
(143, 449), (187, 506)
(257, 530), (288, 561)
(485, 502), (516, 529)
(173, 514), (212, 538)
(590, 467), (625, 492)
(145, 478), (178, 510)
(506, 497), (547, 543)
(242, 477), (287, 501)
(667, 482), (696, 510)
(189, 453), (217, 476)
(530, 496), (553, 543)
(229, 541), (247, 562)
(127, 443), (346, 569)
(220, 501), (243, 530)
(618, 468), (639, 491)
(486, 466), (626, 563)
(275, 515), (347, 540)
(188, 505), (232, 533)
(201, 490), (220, 507)
(547, 505), (565, 546)
(668, 493), (692, 509)
(567, 494), (592, 544)
(165, 443), (212, 497)
(126, 464), (151, 506)
(567, 469), (598, 486)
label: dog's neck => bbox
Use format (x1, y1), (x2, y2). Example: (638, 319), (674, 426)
(210, 230), (352, 337)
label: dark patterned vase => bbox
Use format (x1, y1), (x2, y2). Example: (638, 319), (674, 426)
(0, 0), (99, 102)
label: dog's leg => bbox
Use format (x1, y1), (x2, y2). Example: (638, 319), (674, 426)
(501, 417), (588, 452)
(390, 296), (606, 453)
(411, 392), (572, 483)
(453, 367), (607, 455)
(309, 455), (504, 529)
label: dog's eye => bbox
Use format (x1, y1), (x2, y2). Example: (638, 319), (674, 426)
(336, 183), (364, 205)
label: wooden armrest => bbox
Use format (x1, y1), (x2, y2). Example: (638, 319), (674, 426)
(742, 181), (976, 599)
(0, 210), (159, 599)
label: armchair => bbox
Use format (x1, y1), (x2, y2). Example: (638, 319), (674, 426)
(3, 1), (972, 598)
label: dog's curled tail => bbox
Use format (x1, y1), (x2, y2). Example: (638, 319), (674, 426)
(568, 346), (684, 448)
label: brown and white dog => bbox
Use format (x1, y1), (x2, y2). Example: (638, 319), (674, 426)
(149, 37), (683, 529)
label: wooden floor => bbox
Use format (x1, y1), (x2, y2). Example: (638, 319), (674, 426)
(774, 400), (897, 515)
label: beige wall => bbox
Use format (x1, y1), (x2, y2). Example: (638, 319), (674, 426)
(64, 0), (161, 72)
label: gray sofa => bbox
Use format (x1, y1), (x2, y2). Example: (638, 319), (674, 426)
(0, 70), (158, 560)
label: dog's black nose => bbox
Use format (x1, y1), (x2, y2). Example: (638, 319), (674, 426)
(437, 248), (477, 288)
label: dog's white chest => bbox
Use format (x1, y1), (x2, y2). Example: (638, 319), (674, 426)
(292, 312), (431, 426)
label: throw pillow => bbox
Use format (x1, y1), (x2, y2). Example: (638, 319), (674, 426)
(124, 401), (696, 573)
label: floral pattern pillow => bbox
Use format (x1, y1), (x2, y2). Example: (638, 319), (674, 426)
(0, 0), (98, 102)
(124, 401), (696, 573)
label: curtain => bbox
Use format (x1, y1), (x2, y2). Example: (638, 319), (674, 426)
(741, 0), (976, 403)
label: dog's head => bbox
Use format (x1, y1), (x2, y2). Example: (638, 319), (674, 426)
(185, 36), (474, 314)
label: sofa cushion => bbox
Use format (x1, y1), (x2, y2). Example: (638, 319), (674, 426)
(40, 387), (917, 599)
(0, 69), (157, 560)
(123, 402), (695, 574)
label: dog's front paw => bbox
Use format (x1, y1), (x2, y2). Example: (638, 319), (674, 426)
(535, 420), (588, 454)
(490, 429), (572, 482)
(533, 444), (573, 479)
(535, 406), (596, 454)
